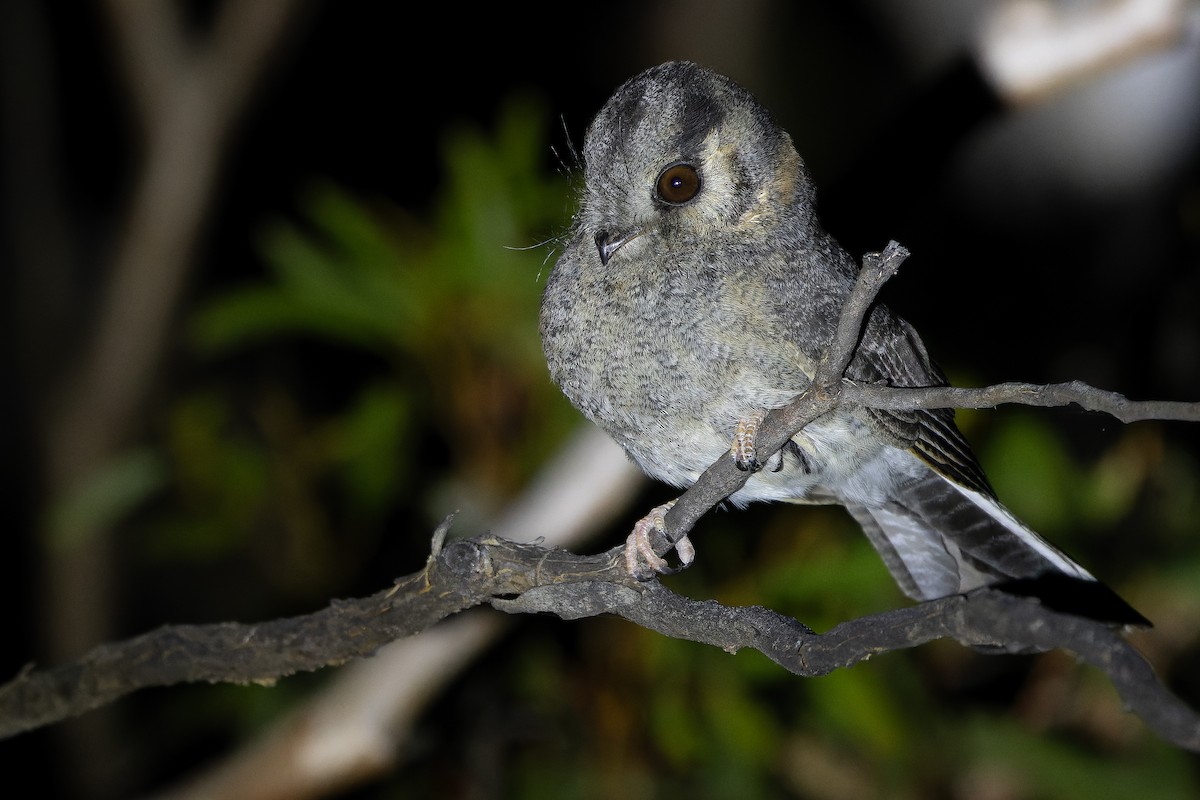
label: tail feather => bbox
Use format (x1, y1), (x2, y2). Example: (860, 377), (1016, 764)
(846, 466), (1148, 627)
(846, 502), (967, 600)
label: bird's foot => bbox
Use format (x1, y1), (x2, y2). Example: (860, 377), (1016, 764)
(625, 500), (692, 579)
(732, 409), (785, 472)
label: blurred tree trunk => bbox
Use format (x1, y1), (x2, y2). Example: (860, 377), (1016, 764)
(0, 1), (315, 794)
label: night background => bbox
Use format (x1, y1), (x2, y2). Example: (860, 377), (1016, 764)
(2, 1), (1199, 797)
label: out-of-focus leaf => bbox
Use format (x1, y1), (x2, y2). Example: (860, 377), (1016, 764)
(753, 519), (902, 629)
(49, 448), (167, 549)
(1083, 436), (1145, 525)
(701, 668), (779, 764)
(191, 95), (567, 375)
(190, 283), (385, 352)
(191, 210), (420, 353)
(1153, 444), (1200, 540)
(806, 665), (907, 758)
(144, 393), (269, 559)
(648, 680), (705, 766)
(982, 413), (1081, 534)
(327, 382), (410, 520)
(965, 716), (1194, 800)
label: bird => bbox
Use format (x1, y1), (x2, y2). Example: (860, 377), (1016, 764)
(539, 61), (1146, 626)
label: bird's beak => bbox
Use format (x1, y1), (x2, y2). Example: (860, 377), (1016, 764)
(594, 229), (642, 266)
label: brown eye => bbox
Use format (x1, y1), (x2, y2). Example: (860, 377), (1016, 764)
(655, 162), (701, 205)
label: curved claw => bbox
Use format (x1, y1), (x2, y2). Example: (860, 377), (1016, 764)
(624, 500), (690, 579)
(731, 409), (768, 471)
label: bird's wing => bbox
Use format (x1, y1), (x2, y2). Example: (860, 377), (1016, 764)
(847, 307), (995, 497)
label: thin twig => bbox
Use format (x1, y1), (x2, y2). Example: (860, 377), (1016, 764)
(844, 380), (1200, 423)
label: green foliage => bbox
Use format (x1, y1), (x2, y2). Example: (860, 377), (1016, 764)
(147, 392), (270, 559)
(982, 412), (1141, 535)
(330, 381), (412, 520)
(133, 96), (578, 599)
(962, 715), (1197, 800)
(48, 448), (167, 549)
(192, 95), (563, 370)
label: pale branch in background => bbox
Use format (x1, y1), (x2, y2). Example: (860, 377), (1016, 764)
(977, 0), (1189, 105)
(35, 3), (314, 791)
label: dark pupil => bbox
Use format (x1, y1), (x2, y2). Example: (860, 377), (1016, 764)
(658, 164), (699, 204)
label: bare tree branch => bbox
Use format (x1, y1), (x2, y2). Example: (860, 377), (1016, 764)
(489, 541), (1200, 751)
(5, 241), (1197, 760)
(3, 532), (1197, 751)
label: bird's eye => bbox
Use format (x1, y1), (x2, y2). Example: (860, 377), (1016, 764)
(655, 162), (701, 205)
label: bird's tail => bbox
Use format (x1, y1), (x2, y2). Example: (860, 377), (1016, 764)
(846, 467), (1148, 627)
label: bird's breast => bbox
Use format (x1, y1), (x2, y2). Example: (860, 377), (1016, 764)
(543, 249), (820, 487)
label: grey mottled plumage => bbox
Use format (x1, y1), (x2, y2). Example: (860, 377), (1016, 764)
(540, 61), (1144, 624)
